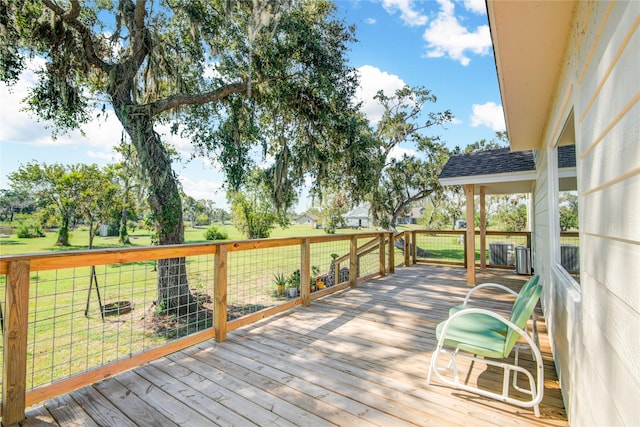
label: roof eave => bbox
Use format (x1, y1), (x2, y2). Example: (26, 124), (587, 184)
(487, 1), (577, 151)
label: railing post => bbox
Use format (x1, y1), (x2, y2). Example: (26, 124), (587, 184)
(214, 244), (228, 342)
(388, 232), (395, 273)
(404, 231), (411, 267)
(3, 259), (30, 425)
(463, 232), (468, 268)
(480, 185), (487, 269)
(301, 238), (311, 307)
(411, 230), (417, 265)
(379, 233), (386, 276)
(350, 235), (357, 287)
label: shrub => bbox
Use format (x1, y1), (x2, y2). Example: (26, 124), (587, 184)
(16, 221), (45, 238)
(204, 225), (228, 241)
(195, 213), (210, 226)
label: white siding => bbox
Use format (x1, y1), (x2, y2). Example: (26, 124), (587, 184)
(532, 1), (640, 425)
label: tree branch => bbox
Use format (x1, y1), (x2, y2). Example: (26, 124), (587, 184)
(144, 81), (248, 115)
(134, 0), (146, 29)
(41, 0), (111, 72)
(61, 0), (81, 22)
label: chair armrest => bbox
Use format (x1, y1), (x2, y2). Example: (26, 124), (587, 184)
(462, 283), (518, 306)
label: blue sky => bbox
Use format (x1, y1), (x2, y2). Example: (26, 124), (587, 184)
(0, 0), (503, 211)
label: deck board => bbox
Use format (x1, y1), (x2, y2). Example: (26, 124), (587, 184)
(21, 265), (568, 426)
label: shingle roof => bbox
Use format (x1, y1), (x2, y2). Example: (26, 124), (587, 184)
(439, 148), (534, 179)
(439, 146), (575, 179)
(558, 145), (576, 168)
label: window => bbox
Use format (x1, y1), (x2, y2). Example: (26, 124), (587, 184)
(555, 111), (579, 282)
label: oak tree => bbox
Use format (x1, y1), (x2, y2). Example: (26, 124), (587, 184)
(2, 0), (361, 314)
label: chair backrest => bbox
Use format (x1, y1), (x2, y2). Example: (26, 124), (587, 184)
(519, 274), (540, 297)
(508, 274), (539, 316)
(503, 283), (542, 356)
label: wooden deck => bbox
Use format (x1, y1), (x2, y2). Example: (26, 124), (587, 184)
(20, 265), (567, 426)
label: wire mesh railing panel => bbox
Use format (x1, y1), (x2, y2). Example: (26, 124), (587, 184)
(393, 234), (405, 267)
(414, 232), (465, 264)
(356, 236), (381, 279)
(227, 245), (300, 319)
(22, 253), (214, 391)
(310, 239), (350, 289)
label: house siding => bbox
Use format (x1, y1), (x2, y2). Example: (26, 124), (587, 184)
(532, 1), (640, 425)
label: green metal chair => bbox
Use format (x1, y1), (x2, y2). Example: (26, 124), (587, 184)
(427, 282), (544, 417)
(449, 275), (540, 346)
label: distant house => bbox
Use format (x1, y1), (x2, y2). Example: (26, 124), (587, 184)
(294, 212), (318, 228)
(344, 205), (371, 228)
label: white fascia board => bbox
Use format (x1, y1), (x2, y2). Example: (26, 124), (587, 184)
(439, 170), (537, 187)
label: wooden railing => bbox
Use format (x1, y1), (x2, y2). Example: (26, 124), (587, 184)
(0, 231), (398, 425)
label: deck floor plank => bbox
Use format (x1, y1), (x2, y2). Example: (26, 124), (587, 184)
(114, 369), (228, 427)
(92, 377), (179, 427)
(22, 265), (568, 427)
(164, 350), (335, 427)
(44, 393), (98, 427)
(68, 384), (136, 427)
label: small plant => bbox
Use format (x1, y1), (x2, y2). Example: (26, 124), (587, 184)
(204, 225), (228, 241)
(287, 269), (300, 288)
(330, 253), (339, 260)
(273, 272), (288, 296)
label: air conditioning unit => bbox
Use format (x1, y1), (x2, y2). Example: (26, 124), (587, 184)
(489, 242), (515, 266)
(560, 244), (579, 272)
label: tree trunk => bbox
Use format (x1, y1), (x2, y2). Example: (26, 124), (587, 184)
(56, 214), (71, 246)
(119, 205), (130, 244)
(116, 108), (195, 315)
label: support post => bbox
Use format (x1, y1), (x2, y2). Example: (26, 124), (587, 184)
(3, 260), (30, 426)
(388, 232), (395, 273)
(379, 234), (386, 276)
(301, 238), (311, 306)
(349, 235), (357, 287)
(465, 184), (476, 286)
(214, 244), (228, 342)
(404, 231), (411, 267)
(411, 230), (417, 265)
(480, 185), (487, 269)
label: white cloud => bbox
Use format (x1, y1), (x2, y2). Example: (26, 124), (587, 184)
(178, 175), (224, 201)
(462, 0), (487, 15)
(354, 65), (406, 124)
(388, 145), (417, 161)
(87, 150), (119, 161)
(422, 0), (491, 66)
(365, 17), (376, 25)
(470, 102), (505, 131)
(0, 58), (122, 155)
(381, 0), (428, 26)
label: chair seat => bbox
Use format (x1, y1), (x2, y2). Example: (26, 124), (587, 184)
(436, 314), (508, 358)
(448, 305), (511, 332)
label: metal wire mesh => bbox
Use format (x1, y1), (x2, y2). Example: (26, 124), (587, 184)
(356, 236), (382, 279)
(227, 244), (300, 319)
(310, 238), (350, 289)
(393, 234), (405, 268)
(14, 253), (215, 392)
(413, 232), (465, 264)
